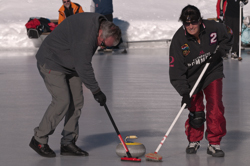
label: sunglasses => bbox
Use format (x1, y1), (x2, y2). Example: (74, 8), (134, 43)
(63, 0), (70, 3)
(101, 40), (106, 48)
(183, 20), (200, 26)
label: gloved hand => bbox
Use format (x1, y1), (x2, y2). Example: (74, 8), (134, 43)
(93, 90), (106, 106)
(218, 18), (223, 23)
(243, 0), (248, 5)
(181, 94), (192, 109)
(218, 11), (224, 23)
(207, 47), (225, 63)
(240, 0), (248, 6)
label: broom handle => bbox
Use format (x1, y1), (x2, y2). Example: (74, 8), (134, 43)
(155, 62), (210, 153)
(239, 1), (243, 58)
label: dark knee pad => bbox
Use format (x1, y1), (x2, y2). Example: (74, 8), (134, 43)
(189, 111), (206, 129)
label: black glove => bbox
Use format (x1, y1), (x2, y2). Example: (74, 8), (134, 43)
(93, 90), (106, 106)
(181, 94), (192, 109)
(218, 18), (223, 23)
(218, 11), (223, 23)
(207, 47), (225, 63)
(240, 0), (248, 5)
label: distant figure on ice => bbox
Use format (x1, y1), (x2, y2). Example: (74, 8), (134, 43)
(169, 5), (233, 157)
(29, 13), (121, 158)
(90, 0), (113, 22)
(216, 0), (248, 59)
(90, 0), (124, 52)
(90, 0), (113, 52)
(58, 0), (84, 24)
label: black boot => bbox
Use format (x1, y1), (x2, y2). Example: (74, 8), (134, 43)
(60, 143), (89, 156)
(29, 136), (56, 157)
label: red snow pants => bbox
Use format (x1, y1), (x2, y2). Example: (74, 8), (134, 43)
(185, 78), (226, 145)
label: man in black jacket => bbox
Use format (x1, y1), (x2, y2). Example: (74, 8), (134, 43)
(29, 13), (121, 158)
(169, 5), (233, 157)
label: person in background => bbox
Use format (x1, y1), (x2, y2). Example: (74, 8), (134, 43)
(217, 0), (248, 59)
(90, 0), (113, 22)
(216, 0), (227, 23)
(58, 0), (84, 24)
(90, 0), (123, 52)
(29, 13), (121, 158)
(169, 5), (233, 157)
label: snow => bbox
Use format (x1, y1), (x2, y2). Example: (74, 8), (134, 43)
(0, 0), (250, 50)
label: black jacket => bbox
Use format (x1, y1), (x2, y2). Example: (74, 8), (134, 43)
(169, 20), (233, 96)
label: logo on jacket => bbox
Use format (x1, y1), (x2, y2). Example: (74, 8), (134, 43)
(169, 56), (174, 67)
(181, 44), (190, 56)
(226, 25), (233, 35)
(199, 50), (205, 55)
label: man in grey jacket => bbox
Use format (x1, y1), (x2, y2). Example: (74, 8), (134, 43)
(29, 12), (121, 158)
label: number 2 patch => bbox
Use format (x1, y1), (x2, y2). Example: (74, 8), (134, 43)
(210, 32), (217, 45)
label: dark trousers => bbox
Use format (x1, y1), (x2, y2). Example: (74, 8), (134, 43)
(104, 14), (113, 22)
(225, 16), (240, 54)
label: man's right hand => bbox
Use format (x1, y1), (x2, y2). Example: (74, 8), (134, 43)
(94, 90), (106, 106)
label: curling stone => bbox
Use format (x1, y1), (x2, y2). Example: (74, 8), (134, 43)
(115, 135), (146, 157)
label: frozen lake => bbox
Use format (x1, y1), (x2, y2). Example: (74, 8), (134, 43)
(0, 47), (250, 166)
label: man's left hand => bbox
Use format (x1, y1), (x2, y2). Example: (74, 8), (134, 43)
(208, 47), (225, 63)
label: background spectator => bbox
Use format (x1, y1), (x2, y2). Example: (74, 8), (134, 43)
(217, 0), (248, 59)
(58, 0), (84, 24)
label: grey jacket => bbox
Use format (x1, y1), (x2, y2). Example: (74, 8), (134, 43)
(36, 13), (106, 93)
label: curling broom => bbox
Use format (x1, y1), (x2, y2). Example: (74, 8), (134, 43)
(238, 1), (244, 61)
(104, 104), (141, 162)
(145, 62), (211, 162)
